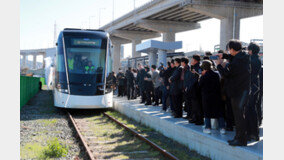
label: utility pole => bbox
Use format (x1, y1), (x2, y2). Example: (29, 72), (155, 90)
(99, 8), (105, 28)
(89, 16), (95, 29)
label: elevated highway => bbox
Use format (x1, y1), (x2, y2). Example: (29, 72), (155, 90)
(102, 0), (263, 72)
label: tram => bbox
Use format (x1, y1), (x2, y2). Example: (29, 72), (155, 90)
(52, 28), (113, 109)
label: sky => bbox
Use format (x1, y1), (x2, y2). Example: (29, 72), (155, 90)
(20, 0), (263, 60)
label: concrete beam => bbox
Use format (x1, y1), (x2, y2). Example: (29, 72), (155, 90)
(184, 0), (263, 19)
(111, 30), (161, 41)
(110, 36), (131, 45)
(135, 19), (201, 33)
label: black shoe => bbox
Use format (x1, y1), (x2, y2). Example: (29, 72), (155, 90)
(140, 101), (145, 104)
(174, 115), (182, 118)
(153, 103), (159, 106)
(145, 102), (151, 105)
(183, 116), (189, 119)
(247, 135), (260, 141)
(225, 127), (234, 132)
(228, 139), (247, 146)
(188, 119), (196, 123)
(195, 121), (204, 125)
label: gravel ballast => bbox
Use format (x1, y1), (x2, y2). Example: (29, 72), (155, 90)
(20, 90), (88, 160)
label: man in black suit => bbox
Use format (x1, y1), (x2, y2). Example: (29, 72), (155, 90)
(216, 40), (250, 146)
(169, 58), (183, 118)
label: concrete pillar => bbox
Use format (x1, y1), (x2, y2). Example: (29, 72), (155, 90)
(158, 49), (167, 67)
(163, 32), (176, 53)
(132, 39), (141, 58)
(42, 54), (46, 69)
(33, 55), (37, 69)
(113, 44), (121, 73)
(22, 55), (26, 68)
(163, 32), (175, 42)
(148, 52), (157, 68)
(220, 14), (240, 50)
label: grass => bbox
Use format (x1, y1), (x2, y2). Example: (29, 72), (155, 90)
(85, 114), (165, 159)
(38, 119), (57, 126)
(21, 138), (68, 159)
(105, 110), (210, 160)
(21, 142), (46, 159)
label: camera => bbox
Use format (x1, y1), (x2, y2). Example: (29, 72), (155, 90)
(209, 55), (219, 60)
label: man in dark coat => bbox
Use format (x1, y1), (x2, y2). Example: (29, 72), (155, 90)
(182, 57), (195, 120)
(199, 60), (226, 134)
(160, 62), (173, 111)
(246, 42), (262, 141)
(137, 64), (147, 103)
(169, 58), (183, 118)
(216, 40), (250, 146)
(144, 66), (153, 105)
(125, 67), (135, 100)
(188, 55), (204, 125)
(116, 69), (126, 97)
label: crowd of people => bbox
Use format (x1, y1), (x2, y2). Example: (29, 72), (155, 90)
(107, 39), (263, 147)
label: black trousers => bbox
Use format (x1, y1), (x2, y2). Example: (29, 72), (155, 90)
(118, 85), (125, 96)
(256, 90), (263, 125)
(184, 91), (192, 117)
(246, 91), (259, 137)
(146, 88), (152, 104)
(231, 90), (249, 143)
(154, 87), (161, 104)
(190, 97), (203, 122)
(172, 93), (183, 117)
(225, 96), (235, 128)
(127, 84), (134, 100)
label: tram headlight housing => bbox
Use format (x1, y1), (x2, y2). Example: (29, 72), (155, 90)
(58, 88), (68, 93)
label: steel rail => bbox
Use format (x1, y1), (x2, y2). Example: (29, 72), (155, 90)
(67, 112), (95, 160)
(103, 112), (179, 160)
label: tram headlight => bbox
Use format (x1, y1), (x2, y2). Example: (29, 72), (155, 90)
(58, 88), (68, 93)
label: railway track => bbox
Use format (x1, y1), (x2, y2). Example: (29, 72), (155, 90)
(67, 110), (179, 160)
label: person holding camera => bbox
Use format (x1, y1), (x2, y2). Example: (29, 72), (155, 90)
(216, 40), (250, 146)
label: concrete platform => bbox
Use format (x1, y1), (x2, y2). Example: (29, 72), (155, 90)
(112, 96), (263, 160)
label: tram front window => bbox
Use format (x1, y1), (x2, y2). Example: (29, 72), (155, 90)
(64, 36), (107, 95)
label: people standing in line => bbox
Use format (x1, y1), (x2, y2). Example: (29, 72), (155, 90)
(218, 50), (235, 131)
(116, 69), (126, 97)
(246, 42), (262, 141)
(144, 66), (153, 105)
(181, 57), (194, 120)
(137, 64), (147, 103)
(216, 40), (250, 146)
(188, 55), (204, 125)
(132, 68), (138, 99)
(169, 58), (183, 118)
(151, 65), (162, 106)
(257, 65), (263, 126)
(199, 60), (226, 134)
(160, 62), (171, 111)
(126, 67), (135, 100)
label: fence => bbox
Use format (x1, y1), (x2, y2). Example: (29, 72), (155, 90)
(20, 76), (40, 108)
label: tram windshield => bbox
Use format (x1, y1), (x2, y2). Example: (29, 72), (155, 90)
(62, 33), (108, 95)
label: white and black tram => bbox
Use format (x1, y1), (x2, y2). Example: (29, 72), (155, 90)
(53, 28), (113, 109)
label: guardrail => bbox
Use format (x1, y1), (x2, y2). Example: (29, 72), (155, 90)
(20, 76), (40, 108)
